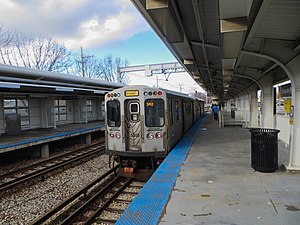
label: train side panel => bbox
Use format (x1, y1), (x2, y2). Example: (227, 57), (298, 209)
(166, 95), (183, 151)
(183, 99), (194, 133)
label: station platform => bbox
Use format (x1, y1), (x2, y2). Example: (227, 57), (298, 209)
(0, 121), (104, 154)
(117, 114), (300, 225)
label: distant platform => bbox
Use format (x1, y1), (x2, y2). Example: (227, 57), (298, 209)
(0, 121), (104, 154)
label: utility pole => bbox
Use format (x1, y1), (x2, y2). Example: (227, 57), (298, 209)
(80, 47), (85, 78)
(80, 47), (94, 78)
(179, 83), (183, 92)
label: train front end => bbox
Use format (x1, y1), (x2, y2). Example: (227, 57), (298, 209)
(105, 86), (167, 179)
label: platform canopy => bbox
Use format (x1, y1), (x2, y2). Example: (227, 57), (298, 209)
(131, 0), (300, 99)
(0, 64), (123, 95)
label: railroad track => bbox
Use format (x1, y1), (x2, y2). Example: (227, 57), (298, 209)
(0, 142), (105, 193)
(32, 172), (145, 225)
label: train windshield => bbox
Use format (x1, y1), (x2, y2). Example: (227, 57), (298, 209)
(145, 99), (164, 127)
(107, 100), (121, 127)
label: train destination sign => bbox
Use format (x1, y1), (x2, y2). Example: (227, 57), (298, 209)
(125, 90), (139, 97)
(146, 101), (154, 107)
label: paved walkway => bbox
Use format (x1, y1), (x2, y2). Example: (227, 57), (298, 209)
(159, 115), (300, 225)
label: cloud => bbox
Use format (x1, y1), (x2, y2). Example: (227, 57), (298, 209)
(0, 0), (149, 50)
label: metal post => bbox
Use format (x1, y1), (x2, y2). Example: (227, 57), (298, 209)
(80, 47), (85, 78)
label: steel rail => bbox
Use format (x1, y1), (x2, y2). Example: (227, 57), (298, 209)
(30, 165), (119, 225)
(84, 178), (133, 225)
(0, 143), (105, 193)
(0, 142), (102, 180)
(60, 176), (130, 225)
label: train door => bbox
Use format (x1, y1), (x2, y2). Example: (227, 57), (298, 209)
(124, 100), (142, 151)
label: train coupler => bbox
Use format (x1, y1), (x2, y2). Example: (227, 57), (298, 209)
(121, 159), (137, 174)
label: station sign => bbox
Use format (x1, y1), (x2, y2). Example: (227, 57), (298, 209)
(279, 83), (292, 97)
(284, 98), (291, 113)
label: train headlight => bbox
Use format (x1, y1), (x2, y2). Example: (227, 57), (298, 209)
(115, 132), (121, 139)
(147, 132), (154, 140)
(155, 132), (163, 139)
(109, 132), (114, 138)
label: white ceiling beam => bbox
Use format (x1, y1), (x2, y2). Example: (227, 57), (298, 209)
(222, 59), (237, 70)
(183, 59), (193, 65)
(146, 0), (168, 10)
(220, 17), (247, 33)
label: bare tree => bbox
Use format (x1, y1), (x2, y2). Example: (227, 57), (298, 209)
(74, 53), (129, 84)
(74, 49), (99, 78)
(0, 25), (14, 64)
(0, 24), (13, 47)
(0, 32), (72, 73)
(98, 55), (129, 84)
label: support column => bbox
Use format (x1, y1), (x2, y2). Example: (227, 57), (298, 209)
(98, 97), (105, 121)
(0, 96), (4, 134)
(260, 75), (274, 128)
(41, 143), (49, 158)
(75, 97), (87, 123)
(287, 87), (300, 169)
(250, 89), (258, 127)
(242, 95), (246, 125)
(286, 55), (300, 170)
(43, 97), (55, 128)
(85, 133), (92, 145)
(227, 100), (231, 111)
(244, 94), (250, 127)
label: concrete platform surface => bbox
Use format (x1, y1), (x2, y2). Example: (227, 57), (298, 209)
(159, 116), (300, 225)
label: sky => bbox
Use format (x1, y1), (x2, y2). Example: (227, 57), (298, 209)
(0, 0), (204, 93)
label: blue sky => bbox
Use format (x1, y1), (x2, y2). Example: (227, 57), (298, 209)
(0, 0), (175, 65)
(0, 0), (203, 93)
(88, 30), (176, 65)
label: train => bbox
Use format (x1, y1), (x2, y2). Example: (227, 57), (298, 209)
(105, 85), (204, 179)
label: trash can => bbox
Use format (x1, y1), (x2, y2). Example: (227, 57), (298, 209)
(249, 128), (280, 172)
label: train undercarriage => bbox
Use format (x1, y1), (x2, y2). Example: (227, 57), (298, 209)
(109, 155), (165, 180)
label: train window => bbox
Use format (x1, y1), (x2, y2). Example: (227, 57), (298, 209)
(130, 102), (139, 113)
(4, 97), (30, 126)
(168, 100), (174, 124)
(107, 100), (121, 127)
(128, 102), (140, 122)
(145, 99), (164, 127)
(175, 100), (181, 121)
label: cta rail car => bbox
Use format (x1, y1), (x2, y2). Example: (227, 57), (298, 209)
(105, 85), (204, 179)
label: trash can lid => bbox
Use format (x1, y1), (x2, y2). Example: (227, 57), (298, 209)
(249, 128), (280, 134)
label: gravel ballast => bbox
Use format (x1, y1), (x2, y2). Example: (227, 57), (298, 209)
(0, 154), (110, 224)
